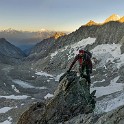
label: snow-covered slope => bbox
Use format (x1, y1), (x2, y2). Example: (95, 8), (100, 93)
(50, 37), (96, 60)
(43, 37), (124, 114)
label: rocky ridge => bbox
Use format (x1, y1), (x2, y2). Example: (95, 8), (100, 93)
(26, 21), (124, 75)
(0, 38), (26, 64)
(17, 71), (96, 124)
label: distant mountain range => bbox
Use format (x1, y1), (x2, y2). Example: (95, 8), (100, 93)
(0, 14), (123, 51)
(0, 29), (67, 51)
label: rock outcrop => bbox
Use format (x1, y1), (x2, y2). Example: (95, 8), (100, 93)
(17, 71), (96, 124)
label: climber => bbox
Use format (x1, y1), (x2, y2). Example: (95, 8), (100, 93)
(67, 49), (92, 85)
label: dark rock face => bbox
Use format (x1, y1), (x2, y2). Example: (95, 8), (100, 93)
(0, 38), (26, 64)
(0, 38), (26, 58)
(17, 71), (96, 124)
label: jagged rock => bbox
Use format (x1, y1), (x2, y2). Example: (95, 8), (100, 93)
(17, 71), (96, 124)
(95, 105), (124, 124)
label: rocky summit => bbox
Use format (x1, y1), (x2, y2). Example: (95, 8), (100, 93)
(17, 71), (96, 124)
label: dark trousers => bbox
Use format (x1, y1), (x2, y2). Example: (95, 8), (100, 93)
(79, 64), (91, 84)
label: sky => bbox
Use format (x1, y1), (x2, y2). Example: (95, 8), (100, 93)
(0, 0), (124, 32)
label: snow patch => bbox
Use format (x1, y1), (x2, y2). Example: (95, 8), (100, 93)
(55, 73), (64, 81)
(35, 71), (54, 77)
(50, 37), (96, 60)
(13, 79), (47, 90)
(11, 85), (20, 93)
(91, 44), (124, 68)
(0, 107), (13, 113)
(0, 95), (29, 100)
(0, 120), (12, 124)
(44, 93), (54, 99)
(0, 117), (12, 124)
(91, 76), (123, 98)
(92, 79), (105, 85)
(8, 117), (12, 121)
(95, 92), (124, 115)
(91, 79), (105, 87)
(67, 37), (96, 60)
(35, 71), (65, 82)
(31, 98), (35, 100)
(51, 51), (58, 59)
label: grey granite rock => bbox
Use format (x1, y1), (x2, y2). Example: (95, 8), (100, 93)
(17, 71), (96, 124)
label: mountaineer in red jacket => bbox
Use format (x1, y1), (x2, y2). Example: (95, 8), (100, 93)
(67, 49), (92, 84)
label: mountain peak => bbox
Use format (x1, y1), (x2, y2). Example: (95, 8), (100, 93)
(119, 16), (124, 23)
(104, 14), (121, 23)
(53, 32), (66, 39)
(85, 20), (98, 26)
(40, 28), (48, 32)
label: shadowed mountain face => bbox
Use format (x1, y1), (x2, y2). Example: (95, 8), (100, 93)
(0, 38), (26, 64)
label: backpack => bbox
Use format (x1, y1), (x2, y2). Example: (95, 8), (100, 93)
(85, 50), (92, 58)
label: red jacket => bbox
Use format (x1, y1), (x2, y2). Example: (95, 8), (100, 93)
(69, 53), (92, 71)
